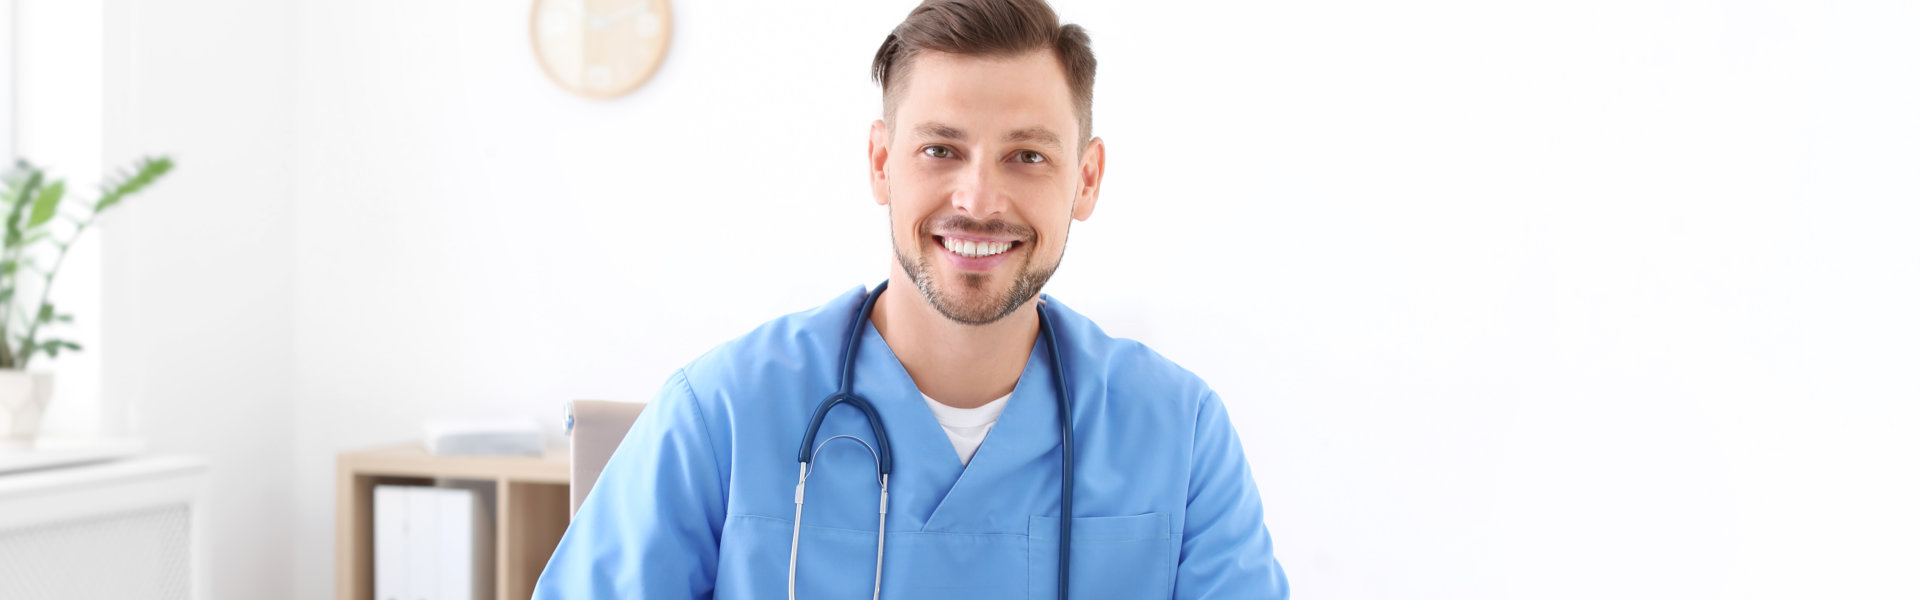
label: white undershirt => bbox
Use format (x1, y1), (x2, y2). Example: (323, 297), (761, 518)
(920, 392), (1012, 466)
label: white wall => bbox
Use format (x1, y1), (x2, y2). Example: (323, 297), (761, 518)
(64, 0), (1916, 598)
(100, 0), (297, 599)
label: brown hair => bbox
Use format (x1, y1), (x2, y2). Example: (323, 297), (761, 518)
(871, 0), (1097, 146)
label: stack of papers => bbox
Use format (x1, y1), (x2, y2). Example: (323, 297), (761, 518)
(423, 419), (545, 457)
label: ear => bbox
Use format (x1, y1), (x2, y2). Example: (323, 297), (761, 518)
(869, 119), (892, 206)
(1072, 136), (1105, 221)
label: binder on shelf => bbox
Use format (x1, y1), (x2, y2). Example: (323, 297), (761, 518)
(436, 482), (495, 600)
(406, 487), (439, 600)
(373, 486), (406, 600)
(373, 484), (494, 600)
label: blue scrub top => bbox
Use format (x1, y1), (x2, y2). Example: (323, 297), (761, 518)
(534, 285), (1289, 599)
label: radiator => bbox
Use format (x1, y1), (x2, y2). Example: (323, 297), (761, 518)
(0, 456), (208, 600)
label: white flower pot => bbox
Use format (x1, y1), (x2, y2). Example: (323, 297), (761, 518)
(0, 371), (54, 449)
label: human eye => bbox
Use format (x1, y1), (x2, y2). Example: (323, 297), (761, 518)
(922, 145), (955, 159)
(1015, 150), (1047, 164)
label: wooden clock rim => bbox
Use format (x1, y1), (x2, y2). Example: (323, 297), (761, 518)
(528, 0), (675, 100)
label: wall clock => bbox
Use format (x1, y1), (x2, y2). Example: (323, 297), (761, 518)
(530, 0), (673, 99)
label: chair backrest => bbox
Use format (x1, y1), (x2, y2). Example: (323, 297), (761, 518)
(566, 399), (647, 517)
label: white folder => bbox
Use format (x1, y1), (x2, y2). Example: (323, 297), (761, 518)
(374, 485), (407, 600)
(435, 487), (473, 600)
(406, 487), (440, 600)
(375, 484), (493, 600)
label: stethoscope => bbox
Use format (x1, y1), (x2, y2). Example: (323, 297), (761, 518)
(789, 280), (1076, 600)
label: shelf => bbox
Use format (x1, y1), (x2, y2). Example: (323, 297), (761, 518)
(336, 443), (571, 600)
(337, 443), (568, 484)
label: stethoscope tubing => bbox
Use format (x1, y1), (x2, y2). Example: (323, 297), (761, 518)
(1038, 295), (1075, 600)
(790, 280), (1074, 600)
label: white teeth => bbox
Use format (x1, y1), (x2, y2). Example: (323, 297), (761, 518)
(942, 237), (1014, 258)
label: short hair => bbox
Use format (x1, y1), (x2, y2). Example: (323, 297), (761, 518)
(871, 0), (1097, 146)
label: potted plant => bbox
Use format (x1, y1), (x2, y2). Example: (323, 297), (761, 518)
(0, 156), (172, 449)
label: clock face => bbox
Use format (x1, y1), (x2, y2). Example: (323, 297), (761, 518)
(530, 0), (673, 98)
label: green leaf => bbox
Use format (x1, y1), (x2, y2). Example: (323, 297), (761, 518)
(95, 156), (174, 213)
(1, 167), (41, 211)
(4, 170), (42, 242)
(27, 180), (64, 228)
(35, 303), (54, 323)
(37, 338), (81, 359)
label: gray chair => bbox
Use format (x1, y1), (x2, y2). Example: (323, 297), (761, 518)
(565, 399), (647, 517)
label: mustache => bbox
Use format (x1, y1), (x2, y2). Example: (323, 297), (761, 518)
(922, 215), (1035, 240)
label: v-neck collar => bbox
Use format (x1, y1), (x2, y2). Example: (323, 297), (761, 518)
(850, 294), (1064, 534)
(922, 392), (1011, 428)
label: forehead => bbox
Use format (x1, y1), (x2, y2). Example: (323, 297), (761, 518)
(892, 50), (1078, 141)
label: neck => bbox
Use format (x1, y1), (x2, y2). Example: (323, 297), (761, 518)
(870, 262), (1039, 410)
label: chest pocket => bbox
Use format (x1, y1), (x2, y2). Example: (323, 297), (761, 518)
(1027, 513), (1173, 599)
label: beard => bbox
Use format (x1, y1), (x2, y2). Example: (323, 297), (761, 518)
(891, 209), (1062, 326)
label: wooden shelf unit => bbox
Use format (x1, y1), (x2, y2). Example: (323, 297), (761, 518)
(336, 444), (570, 600)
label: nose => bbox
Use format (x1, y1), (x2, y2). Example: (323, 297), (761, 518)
(950, 158), (1010, 219)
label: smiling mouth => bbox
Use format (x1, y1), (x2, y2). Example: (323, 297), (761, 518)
(934, 235), (1021, 258)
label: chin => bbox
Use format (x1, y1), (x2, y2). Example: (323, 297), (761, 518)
(921, 270), (1022, 325)
(894, 232), (1053, 325)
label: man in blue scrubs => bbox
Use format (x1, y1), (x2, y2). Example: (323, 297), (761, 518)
(535, 1), (1288, 597)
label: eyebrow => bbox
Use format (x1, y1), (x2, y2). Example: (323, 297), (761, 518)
(1006, 126), (1065, 154)
(913, 122), (967, 142)
(912, 122), (1067, 154)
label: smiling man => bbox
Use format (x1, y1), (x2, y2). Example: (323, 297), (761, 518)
(534, 1), (1287, 598)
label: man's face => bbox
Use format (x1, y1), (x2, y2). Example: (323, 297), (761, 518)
(868, 50), (1105, 325)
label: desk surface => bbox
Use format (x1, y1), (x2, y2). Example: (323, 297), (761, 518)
(337, 443), (568, 484)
